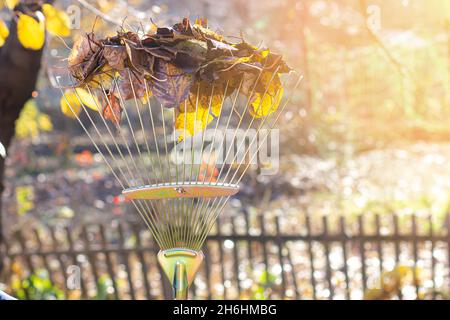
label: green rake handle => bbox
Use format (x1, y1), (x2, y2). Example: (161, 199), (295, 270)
(173, 262), (188, 300)
(158, 249), (204, 300)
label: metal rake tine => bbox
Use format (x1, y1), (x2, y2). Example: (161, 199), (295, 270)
(213, 61), (269, 184)
(143, 80), (165, 184)
(232, 74), (304, 185)
(112, 75), (151, 186)
(193, 73), (302, 248)
(184, 84), (216, 247)
(59, 79), (165, 246)
(86, 83), (140, 185)
(109, 74), (174, 245)
(126, 69), (161, 185)
(186, 70), (269, 248)
(217, 66), (281, 184)
(221, 66), (284, 183)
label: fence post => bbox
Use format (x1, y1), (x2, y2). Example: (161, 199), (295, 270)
(411, 215), (420, 298)
(232, 217), (241, 298)
(243, 209), (253, 263)
(132, 223), (152, 300)
(81, 225), (99, 296)
(358, 215), (367, 295)
(49, 226), (69, 298)
(428, 214), (436, 299)
(65, 226), (88, 299)
(98, 224), (119, 299)
(32, 228), (54, 286)
(393, 214), (403, 300)
(275, 216), (286, 299)
(259, 215), (270, 299)
(216, 216), (227, 299)
(375, 215), (384, 277)
(203, 241), (212, 300)
(243, 209), (253, 297)
(340, 216), (350, 299)
(305, 214), (317, 299)
(285, 243), (300, 299)
(117, 223), (135, 299)
(15, 230), (32, 299)
(322, 216), (333, 299)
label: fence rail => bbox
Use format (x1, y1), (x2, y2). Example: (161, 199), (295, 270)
(2, 212), (450, 300)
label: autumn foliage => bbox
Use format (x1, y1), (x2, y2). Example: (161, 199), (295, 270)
(64, 18), (290, 139)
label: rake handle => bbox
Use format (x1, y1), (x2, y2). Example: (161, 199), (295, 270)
(173, 261), (189, 300)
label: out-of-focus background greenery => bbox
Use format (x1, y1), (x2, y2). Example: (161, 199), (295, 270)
(0, 0), (450, 300)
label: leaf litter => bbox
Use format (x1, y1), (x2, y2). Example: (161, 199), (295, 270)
(66, 18), (291, 136)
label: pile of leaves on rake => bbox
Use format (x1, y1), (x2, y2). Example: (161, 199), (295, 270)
(67, 18), (290, 136)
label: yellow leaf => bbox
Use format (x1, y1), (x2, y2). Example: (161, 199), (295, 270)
(194, 17), (208, 27)
(394, 265), (412, 278)
(0, 19), (9, 47)
(140, 89), (152, 104)
(175, 83), (227, 141)
(21, 99), (39, 118)
(364, 288), (386, 300)
(15, 118), (28, 138)
(175, 108), (213, 141)
(250, 86), (283, 118)
(5, 0), (19, 10)
(15, 100), (37, 138)
(251, 48), (270, 63)
(89, 65), (115, 89)
(210, 93), (225, 117)
(261, 49), (270, 58)
(181, 83), (225, 116)
(60, 91), (82, 118)
(183, 91), (224, 116)
(15, 186), (34, 216)
(38, 114), (53, 131)
(74, 88), (100, 111)
(60, 88), (99, 118)
(192, 23), (223, 42)
(249, 72), (284, 118)
(42, 4), (70, 37)
(17, 13), (45, 50)
(15, 99), (53, 139)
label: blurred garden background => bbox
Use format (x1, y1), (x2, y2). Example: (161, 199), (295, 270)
(0, 0), (450, 300)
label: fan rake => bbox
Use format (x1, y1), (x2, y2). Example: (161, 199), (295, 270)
(54, 34), (301, 299)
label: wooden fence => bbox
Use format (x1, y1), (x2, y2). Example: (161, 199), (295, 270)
(2, 211), (450, 300)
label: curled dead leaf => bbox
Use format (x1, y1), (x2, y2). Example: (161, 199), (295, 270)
(101, 91), (123, 127)
(151, 58), (193, 108)
(103, 45), (127, 70)
(65, 17), (291, 137)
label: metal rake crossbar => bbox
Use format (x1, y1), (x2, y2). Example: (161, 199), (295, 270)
(55, 51), (301, 299)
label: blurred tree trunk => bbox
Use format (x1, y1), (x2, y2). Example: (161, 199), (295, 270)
(0, 4), (44, 275)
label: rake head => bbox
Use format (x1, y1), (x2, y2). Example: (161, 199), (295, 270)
(54, 18), (301, 299)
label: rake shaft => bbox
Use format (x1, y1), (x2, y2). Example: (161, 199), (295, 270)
(158, 249), (204, 300)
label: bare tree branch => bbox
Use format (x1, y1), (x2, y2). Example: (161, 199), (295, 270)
(76, 0), (123, 27)
(358, 0), (409, 77)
